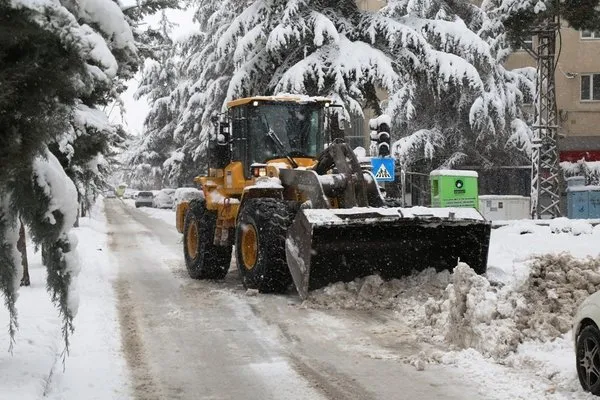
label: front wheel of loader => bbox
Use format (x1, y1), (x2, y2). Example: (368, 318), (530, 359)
(235, 198), (294, 293)
(183, 199), (231, 280)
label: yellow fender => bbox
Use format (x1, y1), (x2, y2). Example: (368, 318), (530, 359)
(176, 201), (189, 233)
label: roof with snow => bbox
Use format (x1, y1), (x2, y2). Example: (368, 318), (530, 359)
(227, 95), (332, 108)
(430, 169), (479, 178)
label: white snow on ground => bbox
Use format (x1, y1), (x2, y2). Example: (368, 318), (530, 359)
(8, 195), (598, 399)
(0, 199), (131, 400)
(124, 199), (175, 226)
(304, 219), (600, 399)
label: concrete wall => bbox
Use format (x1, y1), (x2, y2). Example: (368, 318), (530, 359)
(356, 0), (384, 11)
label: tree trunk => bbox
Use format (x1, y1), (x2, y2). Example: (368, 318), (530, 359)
(17, 219), (30, 287)
(74, 205), (80, 227)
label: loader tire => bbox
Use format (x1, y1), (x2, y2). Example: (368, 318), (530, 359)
(235, 198), (294, 293)
(183, 199), (231, 280)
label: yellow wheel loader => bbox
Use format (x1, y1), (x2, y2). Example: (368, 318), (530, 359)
(176, 95), (491, 299)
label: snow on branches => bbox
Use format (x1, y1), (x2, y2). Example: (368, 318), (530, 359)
(0, 0), (139, 351)
(134, 0), (534, 186)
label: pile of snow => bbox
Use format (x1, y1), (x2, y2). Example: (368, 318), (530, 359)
(303, 253), (600, 360)
(422, 255), (600, 358)
(303, 268), (451, 319)
(549, 217), (594, 236)
(250, 177), (283, 189)
(0, 199), (130, 399)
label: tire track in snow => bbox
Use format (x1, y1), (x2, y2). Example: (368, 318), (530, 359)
(106, 207), (164, 400)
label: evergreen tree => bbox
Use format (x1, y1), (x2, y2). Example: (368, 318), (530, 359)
(483, 0), (600, 49)
(152, 0), (534, 184)
(0, 0), (139, 351)
(375, 0), (534, 170)
(126, 10), (181, 188)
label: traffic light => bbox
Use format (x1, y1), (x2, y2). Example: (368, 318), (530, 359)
(369, 116), (391, 157)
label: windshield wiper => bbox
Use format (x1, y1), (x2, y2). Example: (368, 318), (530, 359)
(266, 129), (299, 169)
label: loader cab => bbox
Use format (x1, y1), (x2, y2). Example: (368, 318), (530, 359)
(225, 97), (330, 178)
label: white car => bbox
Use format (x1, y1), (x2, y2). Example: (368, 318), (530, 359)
(135, 191), (154, 208)
(573, 291), (600, 395)
(153, 189), (176, 209)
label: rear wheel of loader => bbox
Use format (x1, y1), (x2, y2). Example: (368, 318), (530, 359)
(183, 199), (231, 280)
(235, 198), (294, 293)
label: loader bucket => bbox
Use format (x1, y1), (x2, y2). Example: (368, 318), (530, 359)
(285, 207), (491, 300)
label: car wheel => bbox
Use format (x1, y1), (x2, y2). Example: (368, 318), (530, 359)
(577, 325), (600, 395)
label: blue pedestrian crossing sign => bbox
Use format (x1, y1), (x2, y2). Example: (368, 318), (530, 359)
(371, 157), (395, 182)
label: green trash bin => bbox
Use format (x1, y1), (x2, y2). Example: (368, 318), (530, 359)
(430, 170), (479, 209)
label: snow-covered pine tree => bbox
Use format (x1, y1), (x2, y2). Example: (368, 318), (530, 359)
(161, 0), (244, 183)
(167, 0), (401, 183)
(126, 10), (181, 188)
(157, 0), (535, 185)
(0, 0), (139, 351)
(370, 0), (535, 171)
(50, 105), (130, 219)
(483, 0), (600, 50)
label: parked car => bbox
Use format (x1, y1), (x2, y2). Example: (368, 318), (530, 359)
(123, 189), (137, 199)
(573, 292), (600, 395)
(135, 191), (154, 208)
(173, 187), (203, 209)
(153, 188), (176, 209)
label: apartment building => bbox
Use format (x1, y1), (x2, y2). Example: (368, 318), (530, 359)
(506, 28), (600, 162)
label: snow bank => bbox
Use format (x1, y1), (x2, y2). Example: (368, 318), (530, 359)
(302, 215), (600, 396)
(305, 253), (600, 361)
(310, 253), (600, 359)
(303, 268), (450, 312)
(0, 199), (131, 399)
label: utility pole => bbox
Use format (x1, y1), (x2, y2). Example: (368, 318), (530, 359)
(530, 17), (562, 219)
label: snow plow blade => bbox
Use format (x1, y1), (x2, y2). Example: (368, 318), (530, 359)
(285, 207), (491, 300)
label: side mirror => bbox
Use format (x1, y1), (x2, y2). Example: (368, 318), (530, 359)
(217, 122), (229, 145)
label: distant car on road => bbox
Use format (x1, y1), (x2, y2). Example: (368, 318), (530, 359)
(104, 190), (116, 198)
(573, 292), (600, 395)
(123, 189), (137, 199)
(135, 191), (154, 208)
(153, 189), (176, 209)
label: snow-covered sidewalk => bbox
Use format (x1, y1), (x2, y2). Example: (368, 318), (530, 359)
(0, 200), (131, 400)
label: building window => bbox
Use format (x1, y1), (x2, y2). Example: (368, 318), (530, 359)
(581, 30), (600, 39)
(580, 74), (600, 101)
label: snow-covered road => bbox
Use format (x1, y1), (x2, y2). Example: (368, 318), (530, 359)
(106, 199), (484, 399)
(4, 199), (598, 399)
